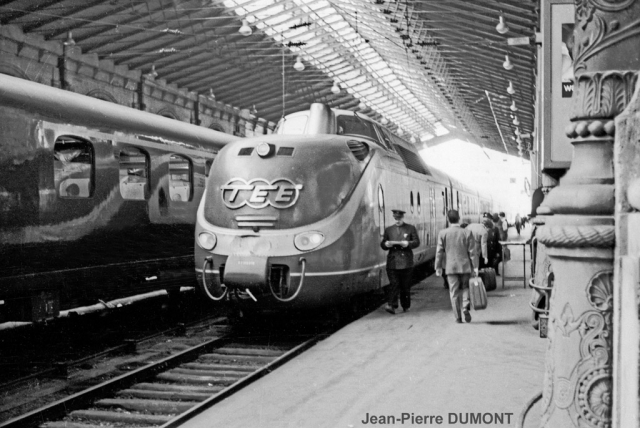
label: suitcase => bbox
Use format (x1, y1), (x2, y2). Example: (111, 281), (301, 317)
(479, 267), (497, 291)
(469, 275), (488, 310)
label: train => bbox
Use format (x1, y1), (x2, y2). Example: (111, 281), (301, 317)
(194, 103), (494, 311)
(0, 73), (239, 322)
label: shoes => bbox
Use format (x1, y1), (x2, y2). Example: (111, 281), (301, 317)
(464, 311), (472, 323)
(455, 319), (462, 323)
(384, 304), (395, 315)
(403, 308), (410, 313)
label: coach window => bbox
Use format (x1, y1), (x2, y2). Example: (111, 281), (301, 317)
(169, 154), (192, 202)
(410, 191), (414, 213)
(119, 147), (149, 200)
(417, 192), (421, 214)
(53, 136), (94, 198)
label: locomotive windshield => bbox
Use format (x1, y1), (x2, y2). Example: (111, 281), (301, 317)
(336, 114), (379, 142)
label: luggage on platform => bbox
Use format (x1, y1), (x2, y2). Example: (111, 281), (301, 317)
(479, 267), (497, 291)
(469, 275), (488, 310)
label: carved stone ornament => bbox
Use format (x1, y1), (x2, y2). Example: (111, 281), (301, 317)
(569, 71), (638, 122)
(537, 225), (615, 248)
(542, 270), (613, 428)
(587, 270), (613, 311)
(575, 1), (639, 72)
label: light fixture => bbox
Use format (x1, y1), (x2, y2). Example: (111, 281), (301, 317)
(64, 31), (75, 46)
(397, 128), (404, 136)
(503, 55), (513, 70)
(293, 56), (305, 71)
(239, 19), (252, 36)
(512, 116), (520, 126)
(410, 136), (417, 144)
(250, 104), (258, 116)
(208, 88), (215, 100)
(331, 81), (340, 94)
(358, 101), (366, 110)
(496, 16), (509, 34)
(507, 81), (515, 95)
(510, 100), (518, 111)
(145, 64), (158, 79)
(514, 128), (521, 137)
(381, 117), (389, 125)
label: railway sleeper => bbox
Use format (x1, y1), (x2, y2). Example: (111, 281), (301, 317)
(155, 372), (238, 385)
(118, 387), (214, 401)
(214, 347), (286, 357)
(170, 367), (249, 377)
(41, 422), (117, 428)
(199, 353), (275, 364)
(96, 397), (198, 414)
(181, 362), (256, 372)
(130, 382), (224, 394)
(68, 409), (173, 425)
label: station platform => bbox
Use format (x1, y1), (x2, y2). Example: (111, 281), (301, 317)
(180, 225), (545, 428)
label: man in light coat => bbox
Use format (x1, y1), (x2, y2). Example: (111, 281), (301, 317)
(435, 210), (477, 323)
(466, 219), (490, 269)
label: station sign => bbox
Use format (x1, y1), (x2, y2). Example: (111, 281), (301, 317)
(539, 0), (575, 171)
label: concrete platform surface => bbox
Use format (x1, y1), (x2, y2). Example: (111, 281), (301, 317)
(180, 226), (545, 428)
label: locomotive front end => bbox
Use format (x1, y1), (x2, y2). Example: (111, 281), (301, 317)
(195, 133), (375, 308)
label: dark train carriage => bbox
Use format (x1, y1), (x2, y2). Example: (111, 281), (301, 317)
(0, 74), (239, 321)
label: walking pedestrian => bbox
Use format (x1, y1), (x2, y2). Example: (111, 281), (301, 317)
(381, 209), (420, 314)
(515, 213), (521, 236)
(466, 220), (489, 269)
(499, 212), (509, 241)
(435, 210), (477, 323)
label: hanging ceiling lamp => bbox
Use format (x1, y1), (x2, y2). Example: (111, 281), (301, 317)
(512, 115), (520, 126)
(410, 136), (417, 144)
(496, 16), (509, 34)
(331, 81), (340, 94)
(64, 31), (76, 46)
(293, 56), (305, 71)
(503, 55), (514, 70)
(381, 117), (389, 125)
(358, 101), (366, 110)
(510, 100), (518, 111)
(397, 128), (404, 136)
(239, 19), (252, 36)
(208, 88), (215, 100)
(507, 81), (515, 95)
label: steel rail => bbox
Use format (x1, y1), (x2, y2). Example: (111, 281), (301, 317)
(0, 334), (234, 428)
(161, 331), (328, 428)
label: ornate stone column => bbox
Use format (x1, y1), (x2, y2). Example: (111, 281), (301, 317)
(536, 2), (640, 427)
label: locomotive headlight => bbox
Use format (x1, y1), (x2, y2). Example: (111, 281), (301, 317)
(294, 231), (325, 251)
(256, 142), (273, 157)
(197, 232), (217, 250)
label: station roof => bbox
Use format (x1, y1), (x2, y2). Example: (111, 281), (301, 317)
(0, 0), (538, 158)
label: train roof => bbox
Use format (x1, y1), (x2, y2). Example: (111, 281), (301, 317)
(0, 74), (241, 153)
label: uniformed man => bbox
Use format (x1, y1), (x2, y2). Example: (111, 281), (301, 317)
(380, 209), (420, 314)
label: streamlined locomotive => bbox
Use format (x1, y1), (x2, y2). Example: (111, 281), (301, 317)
(195, 103), (492, 310)
(0, 74), (239, 322)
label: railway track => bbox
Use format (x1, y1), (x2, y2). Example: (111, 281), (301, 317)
(0, 326), (326, 428)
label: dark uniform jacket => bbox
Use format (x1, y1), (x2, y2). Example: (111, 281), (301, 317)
(380, 223), (420, 270)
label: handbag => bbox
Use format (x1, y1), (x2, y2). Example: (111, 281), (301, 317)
(469, 274), (488, 310)
(503, 246), (511, 262)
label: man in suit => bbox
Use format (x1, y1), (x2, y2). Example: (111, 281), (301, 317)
(435, 210), (477, 323)
(380, 209), (420, 314)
